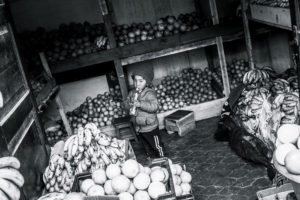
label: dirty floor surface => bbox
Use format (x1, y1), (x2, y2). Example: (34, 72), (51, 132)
(131, 117), (272, 200)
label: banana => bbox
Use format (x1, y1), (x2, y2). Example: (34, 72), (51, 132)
(59, 170), (67, 188)
(285, 109), (295, 115)
(78, 127), (84, 146)
(37, 192), (66, 200)
(58, 157), (65, 169)
(88, 146), (95, 157)
(67, 136), (75, 161)
(0, 168), (24, 187)
(71, 135), (79, 157)
(91, 155), (98, 164)
(99, 146), (111, 156)
(108, 148), (118, 160)
(84, 157), (92, 167)
(243, 72), (248, 84)
(99, 150), (111, 165)
(81, 161), (88, 172)
(54, 182), (60, 193)
(55, 165), (62, 177)
(78, 145), (84, 153)
(0, 157), (20, 169)
(63, 184), (70, 193)
(92, 129), (101, 138)
(0, 189), (9, 200)
(84, 129), (92, 146)
(56, 176), (62, 183)
(64, 161), (73, 178)
(64, 135), (76, 152)
(0, 177), (20, 200)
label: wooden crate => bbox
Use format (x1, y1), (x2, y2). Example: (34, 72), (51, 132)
(99, 125), (116, 138)
(157, 97), (226, 129)
(165, 110), (195, 137)
(256, 183), (294, 200)
(250, 4), (291, 30)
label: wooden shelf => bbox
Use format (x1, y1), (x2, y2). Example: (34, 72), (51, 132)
(48, 22), (244, 74)
(249, 4), (292, 31)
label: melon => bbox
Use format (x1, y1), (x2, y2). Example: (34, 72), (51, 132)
(148, 181), (167, 199)
(174, 185), (183, 196)
(87, 185), (105, 196)
(81, 179), (95, 194)
(181, 183), (191, 194)
(275, 143), (297, 165)
(150, 169), (165, 182)
(64, 192), (84, 200)
(134, 190), (151, 200)
(92, 168), (107, 185)
(275, 138), (283, 147)
(285, 149), (300, 175)
(104, 180), (116, 195)
(277, 124), (300, 144)
(170, 164), (177, 175)
(162, 168), (169, 182)
(122, 159), (140, 178)
(106, 164), (121, 179)
(138, 164), (144, 173)
(144, 167), (151, 175)
(111, 175), (131, 193)
(180, 171), (192, 183)
(133, 173), (151, 190)
(118, 192), (133, 200)
(127, 182), (137, 194)
(174, 164), (183, 175)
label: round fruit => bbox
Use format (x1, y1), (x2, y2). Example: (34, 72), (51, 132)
(64, 192), (84, 200)
(134, 190), (151, 200)
(138, 164), (144, 173)
(118, 192), (133, 200)
(151, 166), (161, 171)
(174, 164), (183, 175)
(162, 168), (169, 182)
(170, 164), (177, 175)
(175, 185), (183, 196)
(148, 181), (167, 199)
(92, 168), (107, 185)
(144, 167), (151, 175)
(81, 179), (95, 194)
(181, 183), (191, 194)
(285, 149), (300, 175)
(104, 180), (116, 195)
(106, 164), (121, 179)
(87, 185), (105, 196)
(133, 173), (151, 190)
(277, 124), (300, 144)
(111, 175), (131, 193)
(180, 171), (192, 183)
(127, 182), (136, 194)
(275, 143), (297, 165)
(122, 159), (140, 178)
(276, 138), (283, 147)
(150, 169), (165, 182)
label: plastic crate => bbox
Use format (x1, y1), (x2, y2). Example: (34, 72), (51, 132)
(165, 110), (195, 136)
(256, 183), (294, 200)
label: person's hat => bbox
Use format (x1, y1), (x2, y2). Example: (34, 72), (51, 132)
(131, 65), (154, 84)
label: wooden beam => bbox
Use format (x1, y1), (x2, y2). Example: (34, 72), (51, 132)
(241, 0), (255, 69)
(55, 95), (73, 136)
(114, 59), (128, 100)
(209, 0), (219, 25)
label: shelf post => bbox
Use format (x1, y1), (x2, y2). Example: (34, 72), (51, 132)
(241, 0), (255, 69)
(209, 0), (230, 97)
(114, 59), (129, 100)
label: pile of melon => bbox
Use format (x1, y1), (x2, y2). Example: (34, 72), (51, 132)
(274, 124), (300, 175)
(77, 159), (192, 199)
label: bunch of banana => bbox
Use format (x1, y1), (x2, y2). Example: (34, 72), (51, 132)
(37, 192), (66, 200)
(242, 69), (269, 87)
(287, 76), (299, 91)
(94, 36), (108, 49)
(0, 157), (24, 200)
(280, 92), (299, 125)
(43, 154), (74, 193)
(271, 78), (290, 94)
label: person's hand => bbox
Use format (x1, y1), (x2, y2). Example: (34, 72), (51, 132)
(0, 156), (24, 200)
(133, 100), (141, 108)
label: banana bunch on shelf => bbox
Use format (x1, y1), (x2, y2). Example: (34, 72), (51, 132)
(0, 157), (24, 200)
(43, 154), (74, 193)
(94, 36), (108, 49)
(43, 123), (128, 193)
(281, 92), (300, 124)
(271, 78), (290, 94)
(242, 69), (270, 89)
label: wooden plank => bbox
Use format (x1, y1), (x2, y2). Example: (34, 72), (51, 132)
(121, 38), (216, 65)
(241, 0), (255, 69)
(114, 59), (128, 99)
(250, 17), (292, 31)
(157, 97), (226, 129)
(209, 0), (219, 25)
(7, 109), (35, 155)
(39, 52), (55, 79)
(55, 95), (72, 136)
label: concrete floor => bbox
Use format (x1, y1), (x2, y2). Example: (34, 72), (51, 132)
(132, 117), (272, 200)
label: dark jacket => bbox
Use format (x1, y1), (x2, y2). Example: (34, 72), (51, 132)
(124, 87), (159, 133)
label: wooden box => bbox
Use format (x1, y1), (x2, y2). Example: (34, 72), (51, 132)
(164, 110), (195, 136)
(256, 183), (294, 200)
(250, 4), (291, 30)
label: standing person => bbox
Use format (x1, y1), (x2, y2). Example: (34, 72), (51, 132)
(124, 66), (166, 160)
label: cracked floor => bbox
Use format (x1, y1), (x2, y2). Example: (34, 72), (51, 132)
(131, 117), (272, 200)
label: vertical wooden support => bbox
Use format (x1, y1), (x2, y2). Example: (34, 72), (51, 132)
(241, 0), (255, 69)
(39, 52), (73, 136)
(289, 0), (300, 102)
(114, 59), (129, 100)
(98, 0), (117, 48)
(209, 0), (230, 97)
